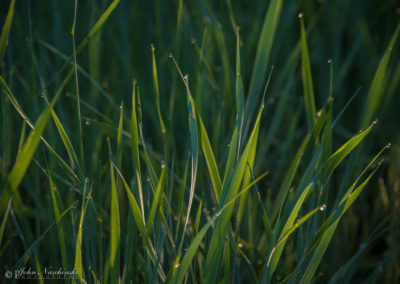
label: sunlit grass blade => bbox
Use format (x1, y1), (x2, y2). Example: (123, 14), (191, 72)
(0, 0), (16, 62)
(203, 104), (264, 283)
(300, 163), (382, 284)
(75, 180), (89, 283)
(109, 163), (120, 284)
(151, 44), (166, 134)
(171, 171), (268, 284)
(197, 112), (222, 201)
(0, 76), (64, 210)
(147, 166), (166, 233)
(49, 175), (68, 271)
(300, 14), (317, 132)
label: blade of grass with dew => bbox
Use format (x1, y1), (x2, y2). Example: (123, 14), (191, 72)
(300, 164), (382, 284)
(112, 163), (166, 281)
(266, 182), (315, 277)
(203, 104), (264, 283)
(300, 14), (317, 132)
(320, 121), (376, 184)
(109, 163), (120, 284)
(245, 0), (283, 131)
(0, 0), (16, 62)
(171, 171), (268, 284)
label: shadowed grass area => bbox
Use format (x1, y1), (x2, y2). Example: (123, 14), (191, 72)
(1, 0), (400, 283)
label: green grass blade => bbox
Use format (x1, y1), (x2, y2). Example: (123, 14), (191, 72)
(246, 0), (283, 127)
(360, 23), (400, 128)
(0, 76), (63, 208)
(109, 163), (120, 283)
(171, 171), (268, 284)
(0, 0), (16, 62)
(197, 112), (222, 201)
(147, 166), (166, 233)
(300, 164), (381, 284)
(75, 180), (89, 283)
(203, 104), (264, 283)
(300, 15), (317, 132)
(151, 44), (166, 134)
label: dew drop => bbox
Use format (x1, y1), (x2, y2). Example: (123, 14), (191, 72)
(175, 263), (181, 268)
(317, 110), (322, 117)
(298, 12), (304, 19)
(227, 144), (231, 148)
(184, 74), (188, 80)
(120, 105), (123, 110)
(161, 162), (166, 169)
(86, 120), (90, 125)
(327, 59), (332, 63)
(373, 119), (378, 125)
(169, 52), (173, 58)
(320, 204), (326, 211)
(238, 242), (243, 248)
(85, 177), (89, 183)
(387, 143), (392, 149)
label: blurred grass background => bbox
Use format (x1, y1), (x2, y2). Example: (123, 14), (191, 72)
(1, 0), (400, 283)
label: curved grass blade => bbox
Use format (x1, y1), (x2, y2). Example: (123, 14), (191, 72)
(151, 44), (166, 134)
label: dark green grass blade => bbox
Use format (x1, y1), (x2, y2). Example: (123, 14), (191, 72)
(300, 15), (317, 132)
(0, 0), (16, 62)
(246, 0), (283, 128)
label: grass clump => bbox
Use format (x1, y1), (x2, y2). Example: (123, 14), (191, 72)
(1, 0), (400, 283)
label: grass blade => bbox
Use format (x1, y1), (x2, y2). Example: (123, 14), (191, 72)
(0, 0), (16, 62)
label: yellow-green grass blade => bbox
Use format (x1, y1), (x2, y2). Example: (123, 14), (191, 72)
(0, 198), (12, 245)
(49, 176), (68, 270)
(203, 104), (263, 283)
(43, 96), (84, 181)
(76, 0), (120, 54)
(109, 163), (120, 283)
(151, 44), (166, 134)
(267, 182), (315, 276)
(360, 23), (400, 129)
(271, 134), (310, 222)
(300, 15), (317, 132)
(112, 163), (166, 282)
(0, 0), (16, 62)
(0, 75), (64, 209)
(171, 171), (268, 284)
(300, 164), (381, 284)
(197, 111), (222, 202)
(147, 166), (166, 233)
(246, 0), (283, 128)
(130, 83), (145, 218)
(320, 121), (376, 183)
(75, 180), (89, 283)
(235, 26), (245, 154)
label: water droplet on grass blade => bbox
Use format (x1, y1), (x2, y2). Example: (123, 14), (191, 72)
(320, 204), (326, 211)
(298, 12), (304, 18)
(387, 143), (392, 149)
